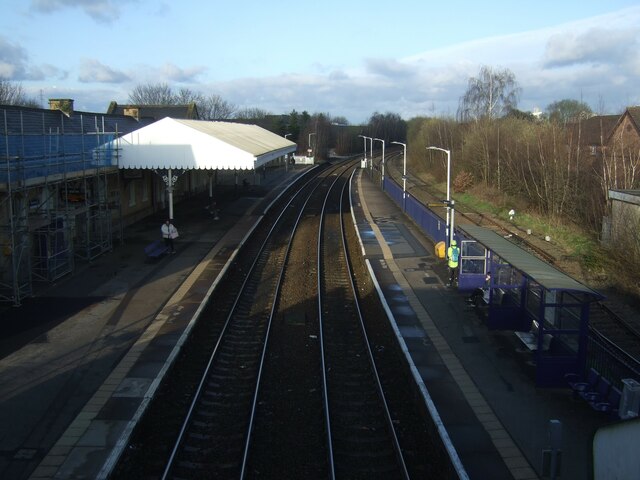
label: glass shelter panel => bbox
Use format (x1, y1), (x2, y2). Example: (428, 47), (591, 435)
(490, 256), (523, 306)
(460, 240), (486, 274)
(525, 281), (542, 315)
(545, 291), (582, 332)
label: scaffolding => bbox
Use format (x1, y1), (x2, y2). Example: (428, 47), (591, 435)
(0, 106), (122, 306)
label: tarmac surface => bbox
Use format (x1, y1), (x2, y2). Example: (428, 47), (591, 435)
(0, 163), (612, 479)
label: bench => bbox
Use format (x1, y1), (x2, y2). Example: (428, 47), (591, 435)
(514, 320), (553, 352)
(591, 385), (621, 418)
(566, 367), (600, 399)
(565, 368), (622, 418)
(144, 240), (169, 259)
(579, 375), (611, 403)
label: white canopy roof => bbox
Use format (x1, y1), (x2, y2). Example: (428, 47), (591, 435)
(113, 117), (296, 170)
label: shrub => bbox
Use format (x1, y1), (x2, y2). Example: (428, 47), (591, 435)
(453, 170), (474, 193)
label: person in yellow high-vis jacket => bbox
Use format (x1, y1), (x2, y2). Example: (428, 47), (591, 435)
(446, 239), (460, 287)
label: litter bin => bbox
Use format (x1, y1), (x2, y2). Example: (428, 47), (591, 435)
(435, 241), (446, 259)
(620, 378), (640, 419)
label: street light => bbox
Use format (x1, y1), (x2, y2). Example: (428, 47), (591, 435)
(426, 146), (453, 247)
(374, 138), (385, 188)
(307, 132), (316, 161)
(358, 134), (370, 168)
(283, 134), (293, 170)
(391, 141), (407, 210)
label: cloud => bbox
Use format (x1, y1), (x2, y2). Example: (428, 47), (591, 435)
(358, 7), (640, 117)
(364, 58), (418, 81)
(0, 36), (31, 79)
(209, 70), (445, 123)
(20, 5), (640, 123)
(160, 63), (207, 83)
(78, 59), (130, 83)
(29, 0), (137, 23)
(543, 28), (638, 68)
(0, 35), (67, 81)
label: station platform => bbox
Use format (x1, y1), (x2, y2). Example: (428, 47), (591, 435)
(352, 171), (610, 479)
(0, 163), (609, 479)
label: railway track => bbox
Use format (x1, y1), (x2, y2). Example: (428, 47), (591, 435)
(319, 167), (409, 478)
(113, 160), (455, 479)
(590, 302), (640, 364)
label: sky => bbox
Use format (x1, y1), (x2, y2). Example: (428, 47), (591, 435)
(1, 0), (639, 124)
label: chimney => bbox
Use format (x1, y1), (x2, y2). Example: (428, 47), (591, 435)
(123, 107), (140, 120)
(48, 98), (74, 116)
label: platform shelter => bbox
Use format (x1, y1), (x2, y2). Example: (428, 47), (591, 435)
(458, 225), (605, 386)
(376, 176), (605, 386)
(112, 117), (296, 219)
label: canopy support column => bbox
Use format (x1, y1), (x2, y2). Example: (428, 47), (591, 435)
(160, 168), (183, 220)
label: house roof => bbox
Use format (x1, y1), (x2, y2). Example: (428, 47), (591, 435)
(627, 106), (640, 127)
(114, 117), (296, 171)
(605, 106), (640, 145)
(567, 114), (619, 147)
(106, 102), (199, 120)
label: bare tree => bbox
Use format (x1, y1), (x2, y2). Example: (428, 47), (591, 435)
(128, 83), (176, 104)
(367, 112), (406, 143)
(175, 88), (203, 105)
(199, 94), (236, 120)
(127, 83), (237, 121)
(234, 107), (271, 120)
(0, 79), (39, 107)
(331, 116), (349, 126)
(457, 66), (520, 122)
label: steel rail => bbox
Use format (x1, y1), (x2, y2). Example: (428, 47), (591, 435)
(317, 163), (410, 479)
(339, 168), (410, 478)
(315, 165), (349, 479)
(238, 163), (348, 478)
(161, 168), (330, 479)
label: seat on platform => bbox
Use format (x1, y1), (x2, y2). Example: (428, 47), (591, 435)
(565, 368), (599, 398)
(580, 376), (611, 403)
(514, 320), (553, 352)
(591, 386), (622, 418)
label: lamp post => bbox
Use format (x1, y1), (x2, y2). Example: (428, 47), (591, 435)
(391, 141), (407, 210)
(307, 132), (316, 161)
(374, 137), (385, 189)
(284, 134), (293, 170)
(358, 134), (370, 168)
(426, 146), (453, 247)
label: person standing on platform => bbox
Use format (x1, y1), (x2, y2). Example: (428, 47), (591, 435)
(447, 239), (460, 287)
(161, 219), (178, 254)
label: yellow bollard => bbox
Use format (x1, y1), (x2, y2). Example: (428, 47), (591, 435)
(435, 241), (446, 259)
